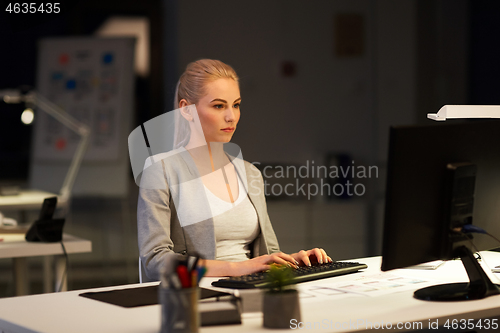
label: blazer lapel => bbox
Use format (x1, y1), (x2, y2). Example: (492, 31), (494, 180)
(177, 147), (217, 259)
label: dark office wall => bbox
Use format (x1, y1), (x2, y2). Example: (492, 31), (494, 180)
(469, 0), (500, 105)
(0, 4), (75, 180)
(2, 0), (497, 181)
(416, 0), (469, 124)
(0, 1), (164, 181)
(173, 0), (417, 168)
(172, 2), (419, 258)
(68, 0), (165, 125)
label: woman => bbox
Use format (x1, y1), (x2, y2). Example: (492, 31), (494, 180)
(138, 59), (331, 280)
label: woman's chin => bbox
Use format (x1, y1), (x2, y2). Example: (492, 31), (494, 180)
(209, 136), (233, 143)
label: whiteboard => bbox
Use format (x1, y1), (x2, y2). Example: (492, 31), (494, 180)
(30, 37), (135, 197)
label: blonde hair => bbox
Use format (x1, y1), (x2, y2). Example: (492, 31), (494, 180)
(173, 59), (239, 148)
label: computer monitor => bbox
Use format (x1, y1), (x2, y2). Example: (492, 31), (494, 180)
(381, 120), (500, 301)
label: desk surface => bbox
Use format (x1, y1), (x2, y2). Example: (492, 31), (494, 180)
(0, 233), (92, 259)
(0, 253), (499, 333)
(0, 189), (64, 210)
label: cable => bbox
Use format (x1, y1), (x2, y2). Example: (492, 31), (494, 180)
(461, 224), (500, 245)
(457, 228), (500, 285)
(56, 241), (69, 293)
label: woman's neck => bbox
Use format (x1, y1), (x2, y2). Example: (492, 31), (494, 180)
(185, 142), (228, 174)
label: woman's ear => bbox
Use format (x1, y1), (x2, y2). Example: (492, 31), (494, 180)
(179, 99), (193, 121)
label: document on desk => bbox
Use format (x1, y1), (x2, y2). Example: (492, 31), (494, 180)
(297, 272), (440, 302)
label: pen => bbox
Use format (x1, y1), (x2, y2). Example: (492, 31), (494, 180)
(196, 266), (207, 284)
(177, 264), (191, 288)
(188, 256), (200, 273)
(191, 269), (198, 287)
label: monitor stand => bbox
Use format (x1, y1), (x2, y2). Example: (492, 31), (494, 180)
(414, 246), (500, 301)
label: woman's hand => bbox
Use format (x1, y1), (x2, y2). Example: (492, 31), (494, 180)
(231, 252), (299, 276)
(290, 248), (332, 267)
(203, 249), (331, 277)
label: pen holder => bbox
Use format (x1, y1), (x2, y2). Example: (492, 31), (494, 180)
(159, 286), (200, 333)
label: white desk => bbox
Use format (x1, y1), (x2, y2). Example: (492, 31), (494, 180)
(0, 233), (91, 296)
(0, 253), (499, 333)
(0, 190), (65, 211)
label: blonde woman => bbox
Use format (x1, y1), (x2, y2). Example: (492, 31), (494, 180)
(138, 59), (331, 280)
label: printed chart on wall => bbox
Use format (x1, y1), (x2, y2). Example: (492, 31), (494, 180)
(31, 37), (135, 196)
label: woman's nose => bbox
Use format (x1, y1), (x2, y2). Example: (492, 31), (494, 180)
(225, 108), (235, 122)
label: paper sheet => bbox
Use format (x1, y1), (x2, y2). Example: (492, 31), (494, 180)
(297, 272), (440, 302)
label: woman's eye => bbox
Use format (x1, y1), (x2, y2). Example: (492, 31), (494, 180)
(214, 104), (224, 109)
(233, 103), (240, 109)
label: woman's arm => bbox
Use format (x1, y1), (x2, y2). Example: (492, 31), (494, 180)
(203, 252), (299, 277)
(137, 159), (182, 281)
(202, 249), (332, 277)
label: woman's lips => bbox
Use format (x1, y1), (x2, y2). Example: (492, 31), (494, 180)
(221, 127), (235, 133)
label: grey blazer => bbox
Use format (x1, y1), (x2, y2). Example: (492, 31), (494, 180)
(137, 148), (280, 280)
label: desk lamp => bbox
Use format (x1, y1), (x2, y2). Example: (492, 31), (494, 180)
(427, 105), (500, 121)
(0, 89), (90, 206)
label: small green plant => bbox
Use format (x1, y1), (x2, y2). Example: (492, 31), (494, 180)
(266, 264), (296, 293)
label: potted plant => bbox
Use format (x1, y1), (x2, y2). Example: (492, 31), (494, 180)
(263, 265), (301, 329)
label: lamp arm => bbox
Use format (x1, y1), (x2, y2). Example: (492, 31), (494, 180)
(1, 89), (91, 203)
(28, 93), (91, 202)
(58, 128), (90, 201)
(28, 93), (90, 136)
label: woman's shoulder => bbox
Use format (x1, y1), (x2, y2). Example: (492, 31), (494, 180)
(143, 148), (178, 168)
(143, 147), (190, 169)
(225, 149), (262, 178)
(238, 160), (263, 180)
(242, 160), (260, 173)
(141, 147), (198, 187)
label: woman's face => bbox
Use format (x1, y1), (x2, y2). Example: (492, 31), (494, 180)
(195, 78), (241, 143)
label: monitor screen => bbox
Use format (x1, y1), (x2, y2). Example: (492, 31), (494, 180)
(381, 120), (500, 300)
(382, 120), (500, 271)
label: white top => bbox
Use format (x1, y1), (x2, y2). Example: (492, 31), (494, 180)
(203, 175), (260, 262)
(143, 147), (251, 229)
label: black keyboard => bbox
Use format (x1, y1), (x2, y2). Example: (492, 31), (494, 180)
(211, 261), (368, 289)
